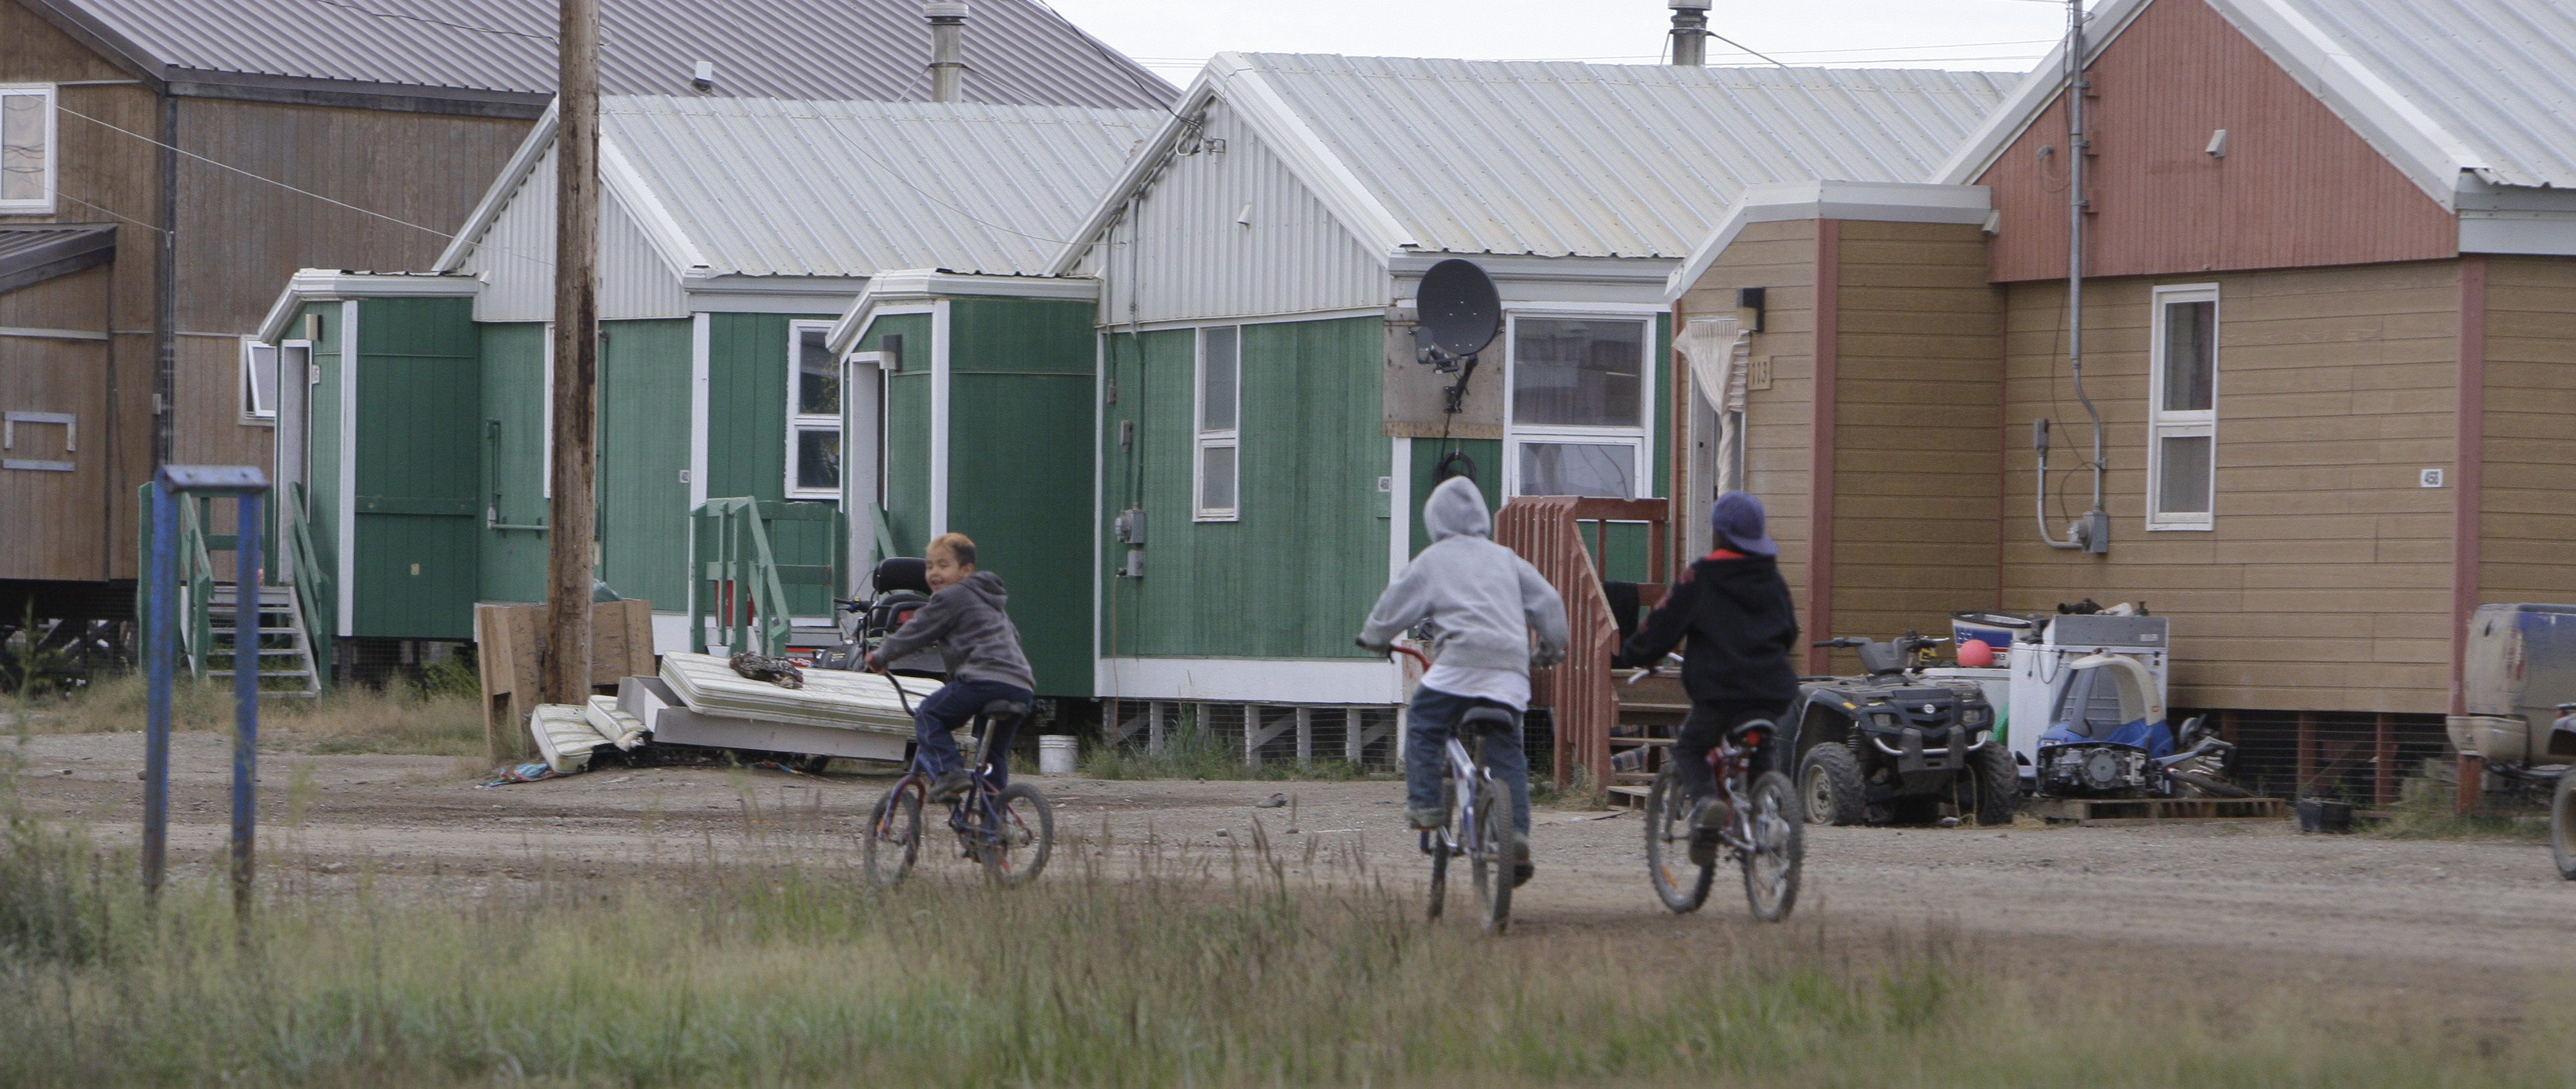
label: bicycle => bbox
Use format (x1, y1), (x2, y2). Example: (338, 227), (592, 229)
(1387, 645), (1518, 934)
(860, 680), (1053, 890)
(1629, 659), (1803, 920)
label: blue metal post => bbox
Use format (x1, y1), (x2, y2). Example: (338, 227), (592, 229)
(231, 492), (262, 919)
(143, 481), (175, 897)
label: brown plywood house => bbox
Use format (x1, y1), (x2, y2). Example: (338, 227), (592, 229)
(1664, 0), (2576, 785)
(0, 0), (1169, 644)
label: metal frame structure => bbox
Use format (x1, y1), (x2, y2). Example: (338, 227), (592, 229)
(142, 464), (267, 922)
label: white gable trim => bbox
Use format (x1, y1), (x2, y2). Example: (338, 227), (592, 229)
(1666, 182), (1992, 301)
(256, 270), (480, 344)
(437, 100), (558, 272)
(600, 135), (711, 275)
(1046, 54), (1417, 278)
(1932, 0), (2481, 211)
(826, 270), (1100, 356)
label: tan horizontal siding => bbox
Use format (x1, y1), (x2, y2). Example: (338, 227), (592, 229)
(2481, 256), (2576, 607)
(1676, 219), (1819, 609)
(1829, 221), (2002, 652)
(2000, 262), (2463, 715)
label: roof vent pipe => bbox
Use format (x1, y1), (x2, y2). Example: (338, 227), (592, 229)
(1669, 1), (1711, 66)
(925, 1), (969, 102)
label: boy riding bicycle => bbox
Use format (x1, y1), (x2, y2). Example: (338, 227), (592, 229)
(1357, 476), (1570, 886)
(866, 533), (1036, 802)
(1615, 492), (1801, 863)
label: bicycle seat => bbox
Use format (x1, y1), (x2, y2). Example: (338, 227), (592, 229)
(1728, 717), (1776, 743)
(1459, 705), (1516, 737)
(979, 700), (1031, 723)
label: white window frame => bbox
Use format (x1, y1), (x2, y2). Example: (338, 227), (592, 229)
(784, 319), (841, 500)
(2146, 284), (2220, 532)
(1193, 325), (1240, 522)
(1501, 310), (1654, 500)
(0, 85), (57, 214)
(239, 338), (278, 425)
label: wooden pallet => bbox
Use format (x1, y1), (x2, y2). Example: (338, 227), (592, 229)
(2025, 795), (2288, 826)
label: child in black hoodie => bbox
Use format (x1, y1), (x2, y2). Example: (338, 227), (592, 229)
(1616, 492), (1801, 844)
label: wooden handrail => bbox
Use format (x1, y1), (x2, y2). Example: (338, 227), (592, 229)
(689, 497), (802, 656)
(1495, 495), (1623, 792)
(285, 483), (333, 688)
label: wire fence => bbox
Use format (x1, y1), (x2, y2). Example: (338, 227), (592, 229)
(2183, 708), (2451, 805)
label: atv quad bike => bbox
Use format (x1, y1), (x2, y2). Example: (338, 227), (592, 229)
(1788, 633), (2017, 827)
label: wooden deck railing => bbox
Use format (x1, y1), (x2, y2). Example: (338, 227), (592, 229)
(1495, 496), (1670, 790)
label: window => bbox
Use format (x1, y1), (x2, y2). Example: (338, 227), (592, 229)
(1194, 325), (1240, 521)
(0, 85), (52, 213)
(786, 321), (841, 499)
(2147, 284), (2218, 531)
(1506, 315), (1648, 498)
(239, 339), (278, 423)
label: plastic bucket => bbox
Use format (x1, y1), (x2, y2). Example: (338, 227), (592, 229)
(1038, 735), (1079, 776)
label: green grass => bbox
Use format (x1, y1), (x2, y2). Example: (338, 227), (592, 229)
(2369, 777), (2549, 842)
(1077, 724), (1378, 782)
(1, 754), (2564, 1088)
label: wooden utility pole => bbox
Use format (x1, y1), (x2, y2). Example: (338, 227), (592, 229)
(543, 0), (601, 705)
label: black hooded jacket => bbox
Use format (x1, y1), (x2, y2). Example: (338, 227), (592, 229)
(1617, 553), (1801, 709)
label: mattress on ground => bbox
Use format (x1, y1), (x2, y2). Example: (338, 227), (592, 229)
(583, 695), (647, 751)
(529, 703), (610, 774)
(659, 651), (938, 735)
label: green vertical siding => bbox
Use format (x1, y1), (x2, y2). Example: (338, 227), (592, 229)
(869, 313), (935, 557)
(350, 297), (480, 640)
(947, 297), (1096, 696)
(477, 322), (548, 603)
(1100, 316), (1386, 661)
(1406, 438), (1501, 560)
(305, 304), (345, 638)
(596, 319), (692, 611)
(705, 312), (841, 615)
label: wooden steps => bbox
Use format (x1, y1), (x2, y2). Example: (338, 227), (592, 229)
(2025, 795), (2289, 826)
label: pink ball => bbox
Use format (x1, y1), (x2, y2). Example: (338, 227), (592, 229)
(1957, 639), (1996, 668)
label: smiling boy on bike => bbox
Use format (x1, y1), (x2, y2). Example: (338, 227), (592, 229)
(1357, 476), (1570, 886)
(1616, 492), (1801, 864)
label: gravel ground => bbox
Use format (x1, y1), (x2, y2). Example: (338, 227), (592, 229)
(10, 730), (2571, 1013)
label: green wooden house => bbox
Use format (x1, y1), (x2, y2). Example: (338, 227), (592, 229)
(255, 97), (1157, 663)
(1038, 54), (2012, 741)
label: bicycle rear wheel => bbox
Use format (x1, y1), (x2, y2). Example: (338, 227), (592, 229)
(1739, 770), (1803, 921)
(861, 782), (923, 891)
(1643, 764), (1713, 913)
(976, 782), (1054, 888)
(1470, 775), (1513, 934)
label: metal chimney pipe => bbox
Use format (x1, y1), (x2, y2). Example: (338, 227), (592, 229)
(1669, 0), (1712, 66)
(925, 1), (969, 102)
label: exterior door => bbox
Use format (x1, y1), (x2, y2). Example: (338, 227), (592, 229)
(350, 300), (480, 640)
(272, 341), (311, 580)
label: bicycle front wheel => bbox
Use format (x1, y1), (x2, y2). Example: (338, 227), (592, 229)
(1644, 763), (1713, 913)
(977, 782), (1054, 888)
(1470, 774), (1513, 934)
(1740, 770), (1803, 922)
(861, 782), (923, 891)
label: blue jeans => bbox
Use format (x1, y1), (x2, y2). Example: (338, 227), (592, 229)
(1405, 685), (1532, 835)
(912, 677), (1034, 790)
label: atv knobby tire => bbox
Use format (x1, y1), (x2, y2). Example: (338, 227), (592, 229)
(1970, 743), (2019, 826)
(1799, 743), (1867, 827)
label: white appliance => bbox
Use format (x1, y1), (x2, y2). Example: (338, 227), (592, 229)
(2003, 615), (2171, 783)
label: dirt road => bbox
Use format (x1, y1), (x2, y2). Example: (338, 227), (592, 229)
(12, 731), (2570, 1010)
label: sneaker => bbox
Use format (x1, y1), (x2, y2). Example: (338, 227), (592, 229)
(928, 768), (975, 802)
(1688, 798), (1723, 867)
(1511, 834), (1534, 888)
(1405, 806), (1446, 831)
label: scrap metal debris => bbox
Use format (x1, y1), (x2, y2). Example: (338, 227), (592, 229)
(729, 652), (805, 690)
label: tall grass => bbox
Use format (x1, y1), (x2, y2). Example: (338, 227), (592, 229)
(2371, 776), (2549, 841)
(0, 768), (2560, 1088)
(1079, 723), (1375, 782)
(13, 673), (484, 756)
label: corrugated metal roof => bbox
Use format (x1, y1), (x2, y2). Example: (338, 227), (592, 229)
(2253, 0), (2576, 190)
(32, 0), (1173, 109)
(1233, 55), (2014, 259)
(603, 97), (1160, 278)
(0, 223), (117, 293)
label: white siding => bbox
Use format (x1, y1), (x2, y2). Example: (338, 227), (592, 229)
(461, 145), (689, 323)
(1089, 97), (1387, 326)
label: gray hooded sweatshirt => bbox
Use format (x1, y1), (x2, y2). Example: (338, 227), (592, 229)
(1358, 477), (1570, 672)
(877, 570), (1037, 691)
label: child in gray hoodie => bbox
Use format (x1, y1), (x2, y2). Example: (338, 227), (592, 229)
(1357, 476), (1570, 882)
(867, 533), (1038, 800)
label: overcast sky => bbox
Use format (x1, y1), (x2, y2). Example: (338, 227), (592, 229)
(1042, 0), (2081, 83)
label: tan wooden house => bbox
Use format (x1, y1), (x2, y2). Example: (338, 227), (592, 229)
(0, 0), (1168, 657)
(1663, 0), (2576, 786)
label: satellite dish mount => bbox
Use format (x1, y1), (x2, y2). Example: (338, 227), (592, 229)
(1415, 259), (1501, 415)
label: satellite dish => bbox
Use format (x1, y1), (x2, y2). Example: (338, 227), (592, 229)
(1417, 259), (1500, 360)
